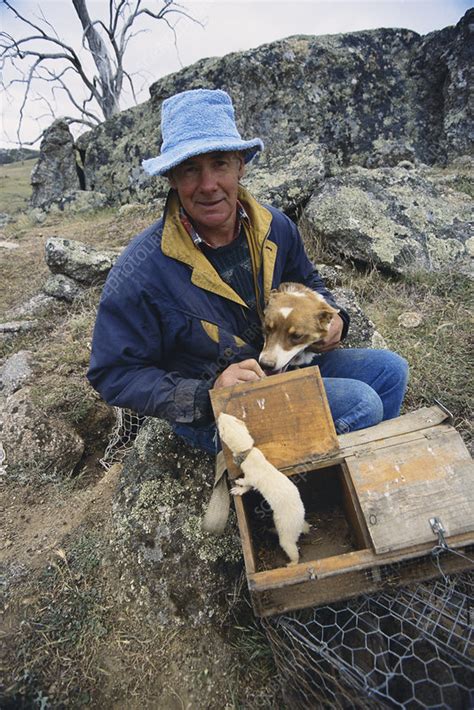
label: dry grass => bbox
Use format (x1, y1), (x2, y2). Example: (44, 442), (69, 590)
(2, 529), (113, 706)
(349, 268), (473, 444)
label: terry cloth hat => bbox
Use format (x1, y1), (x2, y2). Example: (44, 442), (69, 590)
(142, 88), (264, 176)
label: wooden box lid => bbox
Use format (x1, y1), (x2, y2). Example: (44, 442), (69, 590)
(210, 366), (338, 479)
(345, 426), (474, 554)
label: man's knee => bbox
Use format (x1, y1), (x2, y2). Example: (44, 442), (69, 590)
(324, 378), (383, 434)
(383, 350), (409, 385)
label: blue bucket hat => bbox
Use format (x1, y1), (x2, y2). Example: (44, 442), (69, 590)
(142, 88), (264, 176)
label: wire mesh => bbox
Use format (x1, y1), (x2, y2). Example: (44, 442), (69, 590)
(99, 406), (147, 469)
(263, 570), (474, 709)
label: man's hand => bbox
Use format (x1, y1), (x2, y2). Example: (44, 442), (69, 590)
(213, 358), (266, 389)
(315, 313), (344, 353)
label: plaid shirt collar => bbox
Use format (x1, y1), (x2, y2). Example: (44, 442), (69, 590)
(179, 200), (249, 249)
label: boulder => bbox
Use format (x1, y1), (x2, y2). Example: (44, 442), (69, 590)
(112, 418), (241, 626)
(30, 120), (81, 209)
(0, 387), (84, 479)
(303, 166), (473, 274)
(45, 237), (120, 284)
(0, 320), (37, 336)
(6, 293), (55, 320)
(242, 140), (326, 214)
(52, 190), (108, 214)
(0, 213), (15, 228)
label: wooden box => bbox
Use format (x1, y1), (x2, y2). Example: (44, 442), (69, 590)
(210, 366), (474, 617)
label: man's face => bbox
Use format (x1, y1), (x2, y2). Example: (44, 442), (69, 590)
(169, 151), (245, 235)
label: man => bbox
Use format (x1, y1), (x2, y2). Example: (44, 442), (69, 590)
(88, 88), (408, 457)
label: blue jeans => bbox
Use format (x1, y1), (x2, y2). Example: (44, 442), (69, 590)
(173, 348), (409, 454)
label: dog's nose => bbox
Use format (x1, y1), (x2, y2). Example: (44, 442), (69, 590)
(259, 354), (276, 371)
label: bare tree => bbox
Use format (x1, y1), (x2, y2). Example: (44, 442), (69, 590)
(0, 0), (200, 144)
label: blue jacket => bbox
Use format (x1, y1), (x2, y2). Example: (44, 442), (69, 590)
(87, 187), (349, 423)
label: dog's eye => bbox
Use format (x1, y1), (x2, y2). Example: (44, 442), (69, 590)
(290, 333), (305, 343)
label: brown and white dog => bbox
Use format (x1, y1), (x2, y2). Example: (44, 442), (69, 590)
(259, 282), (339, 374)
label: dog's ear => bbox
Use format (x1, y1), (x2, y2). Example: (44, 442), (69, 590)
(314, 305), (338, 330)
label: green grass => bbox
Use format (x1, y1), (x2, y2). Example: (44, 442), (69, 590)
(0, 158), (36, 214)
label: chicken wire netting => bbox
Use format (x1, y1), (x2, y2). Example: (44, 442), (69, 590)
(100, 407), (147, 469)
(262, 569), (474, 710)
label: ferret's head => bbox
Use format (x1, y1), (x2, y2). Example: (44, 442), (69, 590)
(217, 413), (254, 454)
(259, 283), (338, 374)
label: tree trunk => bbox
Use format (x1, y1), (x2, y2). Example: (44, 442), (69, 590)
(72, 0), (120, 118)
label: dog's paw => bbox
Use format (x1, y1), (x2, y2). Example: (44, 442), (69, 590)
(302, 521), (311, 534)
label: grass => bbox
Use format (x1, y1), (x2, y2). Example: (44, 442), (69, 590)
(0, 159), (36, 214)
(349, 268), (473, 444)
(5, 529), (112, 706)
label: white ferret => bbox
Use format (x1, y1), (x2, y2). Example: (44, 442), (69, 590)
(217, 413), (309, 565)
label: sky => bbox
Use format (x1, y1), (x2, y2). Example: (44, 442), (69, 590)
(0, 0), (471, 149)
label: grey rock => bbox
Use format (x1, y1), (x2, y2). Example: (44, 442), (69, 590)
(315, 264), (346, 288)
(333, 287), (377, 349)
(0, 386), (84, 479)
(6, 293), (55, 320)
(365, 141), (417, 169)
(0, 320), (37, 334)
(30, 119), (81, 209)
(26, 208), (48, 225)
(51, 190), (107, 214)
(0, 240), (19, 250)
(303, 166), (473, 274)
(43, 273), (85, 302)
(242, 140), (326, 213)
(0, 350), (34, 397)
(45, 237), (120, 284)
(0, 213), (15, 228)
(112, 418), (242, 627)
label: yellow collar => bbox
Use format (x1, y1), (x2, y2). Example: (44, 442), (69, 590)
(161, 186), (273, 306)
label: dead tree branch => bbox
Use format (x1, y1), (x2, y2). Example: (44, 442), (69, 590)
(0, 0), (201, 145)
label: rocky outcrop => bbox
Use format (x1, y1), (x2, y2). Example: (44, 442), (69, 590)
(43, 274), (85, 302)
(109, 419), (280, 705)
(73, 11), (472, 208)
(303, 166), (473, 274)
(30, 120), (81, 208)
(30, 11), (472, 276)
(112, 419), (241, 625)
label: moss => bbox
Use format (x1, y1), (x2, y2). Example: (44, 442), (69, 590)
(181, 512), (242, 564)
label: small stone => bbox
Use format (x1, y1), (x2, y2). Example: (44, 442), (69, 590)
(398, 311), (423, 328)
